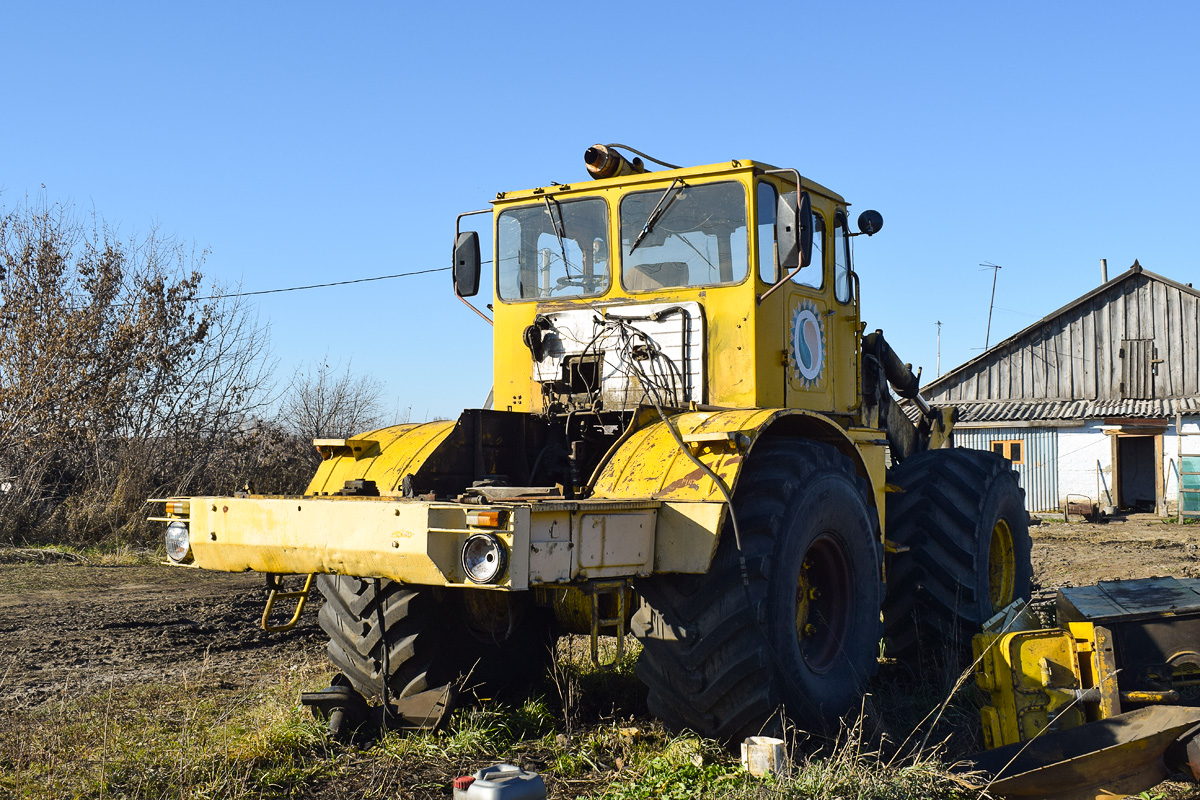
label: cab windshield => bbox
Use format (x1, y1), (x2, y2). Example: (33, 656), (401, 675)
(496, 197), (610, 300)
(620, 181), (749, 292)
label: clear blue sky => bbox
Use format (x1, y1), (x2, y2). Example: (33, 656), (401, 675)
(4, 2), (1198, 420)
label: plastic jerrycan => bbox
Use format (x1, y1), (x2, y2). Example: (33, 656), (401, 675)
(452, 764), (546, 800)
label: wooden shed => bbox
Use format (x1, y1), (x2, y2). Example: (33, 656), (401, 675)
(918, 261), (1200, 514)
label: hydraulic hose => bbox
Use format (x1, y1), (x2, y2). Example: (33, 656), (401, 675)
(862, 330), (921, 400)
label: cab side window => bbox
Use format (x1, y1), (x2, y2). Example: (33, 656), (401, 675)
(834, 211), (852, 303)
(756, 182), (779, 284)
(794, 211), (824, 289)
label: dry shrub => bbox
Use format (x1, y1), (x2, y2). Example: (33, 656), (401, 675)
(0, 197), (278, 545)
(0, 195), (397, 547)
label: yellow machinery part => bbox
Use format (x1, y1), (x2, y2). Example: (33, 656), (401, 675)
(174, 492), (729, 589)
(261, 572), (316, 632)
(972, 583), (1200, 798)
(988, 518), (1017, 610)
(184, 495), (496, 586)
(974, 622), (1122, 750)
(174, 408), (888, 590)
(305, 421), (456, 495)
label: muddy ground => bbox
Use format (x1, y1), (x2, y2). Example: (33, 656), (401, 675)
(0, 557), (326, 711)
(3, 514), (1198, 714)
(1031, 513), (1200, 589)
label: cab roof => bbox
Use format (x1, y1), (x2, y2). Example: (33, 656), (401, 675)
(491, 159), (847, 206)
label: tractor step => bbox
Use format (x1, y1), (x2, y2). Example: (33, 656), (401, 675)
(586, 579), (631, 670)
(261, 573), (315, 632)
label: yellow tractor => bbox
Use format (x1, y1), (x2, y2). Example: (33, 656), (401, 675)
(153, 144), (1031, 740)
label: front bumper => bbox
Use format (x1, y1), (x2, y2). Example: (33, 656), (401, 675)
(158, 494), (725, 590)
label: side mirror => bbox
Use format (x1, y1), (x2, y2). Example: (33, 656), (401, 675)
(776, 191), (814, 271)
(798, 192), (813, 268)
(857, 210), (883, 236)
(453, 231), (481, 297)
(776, 192), (798, 270)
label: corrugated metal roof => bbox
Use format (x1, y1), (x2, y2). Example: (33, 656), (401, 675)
(903, 397), (1200, 424)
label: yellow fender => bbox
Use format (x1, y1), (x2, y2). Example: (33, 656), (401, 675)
(590, 409), (887, 574)
(306, 420), (457, 495)
(590, 408), (884, 513)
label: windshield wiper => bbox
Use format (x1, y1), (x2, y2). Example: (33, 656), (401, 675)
(543, 196), (572, 274)
(629, 179), (684, 255)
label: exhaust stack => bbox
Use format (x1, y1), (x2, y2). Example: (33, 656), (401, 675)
(584, 144), (646, 179)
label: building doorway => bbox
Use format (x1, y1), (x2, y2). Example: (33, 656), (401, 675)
(1112, 434), (1163, 513)
(1117, 437), (1156, 511)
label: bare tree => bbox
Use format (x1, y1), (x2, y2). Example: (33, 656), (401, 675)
(282, 358), (387, 442)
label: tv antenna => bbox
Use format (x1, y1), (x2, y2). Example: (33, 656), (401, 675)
(980, 262), (1002, 350)
(936, 320), (942, 376)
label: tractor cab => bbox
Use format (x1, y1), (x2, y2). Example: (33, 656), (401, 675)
(453, 145), (882, 425)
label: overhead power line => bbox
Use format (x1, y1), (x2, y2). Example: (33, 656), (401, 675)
(196, 266), (452, 301)
(1, 265), (457, 313)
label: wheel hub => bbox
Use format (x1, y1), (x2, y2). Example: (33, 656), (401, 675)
(795, 562), (813, 637)
(794, 534), (854, 674)
(988, 518), (1016, 611)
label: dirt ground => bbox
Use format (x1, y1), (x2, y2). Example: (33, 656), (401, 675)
(0, 556), (326, 711)
(1030, 513), (1200, 590)
(0, 514), (1198, 800)
(3, 515), (1197, 713)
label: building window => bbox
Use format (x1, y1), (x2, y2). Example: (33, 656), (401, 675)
(991, 439), (1024, 464)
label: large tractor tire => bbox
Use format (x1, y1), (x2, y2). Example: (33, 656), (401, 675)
(881, 448), (1032, 663)
(631, 438), (883, 741)
(317, 575), (554, 729)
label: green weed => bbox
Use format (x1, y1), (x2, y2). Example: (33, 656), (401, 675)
(0, 635), (1014, 800)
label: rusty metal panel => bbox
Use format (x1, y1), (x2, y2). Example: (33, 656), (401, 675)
(574, 511), (654, 574)
(1058, 576), (1200, 621)
(954, 428), (1059, 512)
(969, 705), (1200, 800)
(1058, 577), (1200, 692)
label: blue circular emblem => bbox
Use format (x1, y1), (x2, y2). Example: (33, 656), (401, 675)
(789, 301), (825, 387)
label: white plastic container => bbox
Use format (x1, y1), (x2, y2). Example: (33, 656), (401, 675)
(741, 736), (787, 777)
(455, 764), (546, 800)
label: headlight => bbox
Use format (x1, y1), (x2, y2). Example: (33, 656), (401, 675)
(165, 521), (192, 563)
(461, 533), (507, 584)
